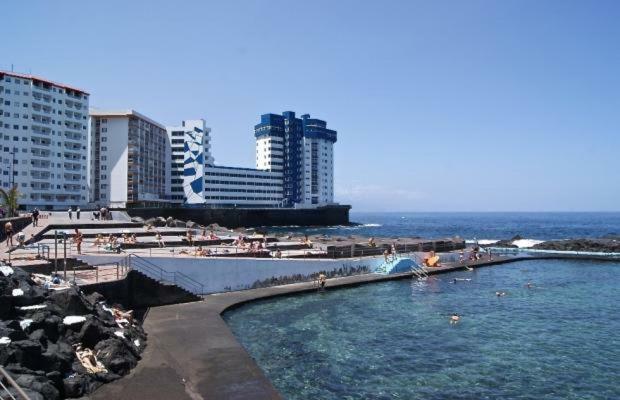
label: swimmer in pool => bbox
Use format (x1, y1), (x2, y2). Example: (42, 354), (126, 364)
(450, 314), (460, 324)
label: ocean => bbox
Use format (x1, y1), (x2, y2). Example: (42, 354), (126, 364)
(267, 212), (620, 243)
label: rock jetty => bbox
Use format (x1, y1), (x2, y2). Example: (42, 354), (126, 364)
(533, 238), (620, 253)
(0, 265), (146, 399)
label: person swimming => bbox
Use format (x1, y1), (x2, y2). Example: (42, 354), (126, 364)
(450, 313), (460, 324)
(495, 291), (506, 297)
(526, 282), (533, 289)
(318, 273), (327, 290)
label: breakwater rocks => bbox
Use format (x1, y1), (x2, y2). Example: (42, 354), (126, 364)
(533, 238), (620, 253)
(0, 266), (146, 399)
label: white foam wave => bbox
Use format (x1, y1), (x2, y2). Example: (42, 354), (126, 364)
(512, 239), (544, 248)
(362, 223), (382, 227)
(466, 239), (499, 245)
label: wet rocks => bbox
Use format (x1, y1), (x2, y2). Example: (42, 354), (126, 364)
(533, 238), (620, 253)
(0, 265), (147, 399)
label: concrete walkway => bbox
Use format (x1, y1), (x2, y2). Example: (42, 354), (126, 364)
(87, 255), (526, 400)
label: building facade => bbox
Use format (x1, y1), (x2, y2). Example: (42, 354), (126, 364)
(89, 110), (168, 207)
(204, 166), (283, 208)
(255, 112), (336, 207)
(0, 71), (89, 209)
(165, 120), (213, 204)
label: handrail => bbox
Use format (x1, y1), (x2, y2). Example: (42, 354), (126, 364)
(0, 366), (31, 400)
(127, 254), (204, 295)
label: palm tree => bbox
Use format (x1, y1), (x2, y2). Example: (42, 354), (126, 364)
(0, 185), (20, 217)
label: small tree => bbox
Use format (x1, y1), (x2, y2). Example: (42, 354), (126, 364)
(0, 185), (20, 217)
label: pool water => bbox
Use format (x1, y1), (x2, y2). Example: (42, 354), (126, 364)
(224, 260), (620, 399)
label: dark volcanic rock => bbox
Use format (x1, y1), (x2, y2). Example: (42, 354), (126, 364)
(533, 238), (620, 253)
(15, 374), (60, 400)
(481, 235), (522, 248)
(0, 265), (147, 398)
(94, 338), (139, 376)
(48, 289), (93, 315)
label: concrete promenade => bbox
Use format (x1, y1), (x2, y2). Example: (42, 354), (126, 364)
(87, 255), (527, 400)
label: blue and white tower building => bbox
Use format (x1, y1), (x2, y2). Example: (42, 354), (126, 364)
(166, 119), (213, 204)
(255, 112), (337, 207)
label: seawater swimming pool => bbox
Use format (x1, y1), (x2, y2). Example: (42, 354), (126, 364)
(224, 259), (620, 399)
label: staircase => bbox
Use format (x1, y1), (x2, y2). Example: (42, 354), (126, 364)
(121, 254), (204, 295)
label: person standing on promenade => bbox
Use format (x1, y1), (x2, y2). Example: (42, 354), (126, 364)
(68, 208), (73, 220)
(4, 221), (13, 247)
(76, 207), (81, 220)
(73, 228), (83, 255)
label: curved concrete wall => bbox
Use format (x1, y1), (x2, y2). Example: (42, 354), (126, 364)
(79, 254), (385, 294)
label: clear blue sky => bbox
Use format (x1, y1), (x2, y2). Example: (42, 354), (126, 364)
(3, 0), (619, 211)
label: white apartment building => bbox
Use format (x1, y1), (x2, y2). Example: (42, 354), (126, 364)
(89, 110), (168, 207)
(204, 166), (283, 208)
(0, 71), (89, 209)
(165, 120), (213, 204)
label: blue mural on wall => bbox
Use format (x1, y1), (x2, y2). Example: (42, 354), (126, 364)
(183, 127), (205, 204)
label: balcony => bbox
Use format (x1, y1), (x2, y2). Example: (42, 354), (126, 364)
(31, 171), (51, 180)
(31, 149), (52, 158)
(31, 138), (51, 147)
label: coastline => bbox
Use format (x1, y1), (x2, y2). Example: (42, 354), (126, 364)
(85, 253), (617, 400)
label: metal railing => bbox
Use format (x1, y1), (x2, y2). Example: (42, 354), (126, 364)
(125, 254), (204, 295)
(83, 254), (203, 294)
(0, 366), (30, 400)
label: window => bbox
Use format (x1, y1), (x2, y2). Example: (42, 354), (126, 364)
(101, 137), (107, 142)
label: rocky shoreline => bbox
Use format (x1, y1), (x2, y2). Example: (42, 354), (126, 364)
(481, 235), (620, 253)
(0, 266), (146, 399)
(533, 238), (620, 253)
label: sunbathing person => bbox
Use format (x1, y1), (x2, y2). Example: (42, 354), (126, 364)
(155, 232), (165, 248)
(186, 230), (194, 246)
(93, 234), (104, 247)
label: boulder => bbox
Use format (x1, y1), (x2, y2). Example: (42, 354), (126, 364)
(5, 340), (43, 371)
(41, 342), (74, 373)
(63, 374), (89, 398)
(15, 374), (60, 400)
(165, 216), (174, 227)
(48, 289), (93, 315)
(78, 317), (111, 348)
(130, 216), (144, 224)
(186, 220), (198, 229)
(94, 338), (139, 375)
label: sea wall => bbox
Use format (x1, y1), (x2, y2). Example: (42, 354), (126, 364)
(126, 205), (351, 228)
(78, 254), (385, 294)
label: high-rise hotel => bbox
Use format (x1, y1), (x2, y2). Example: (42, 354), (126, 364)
(0, 71), (89, 208)
(255, 112), (336, 207)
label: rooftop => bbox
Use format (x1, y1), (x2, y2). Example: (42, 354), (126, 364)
(0, 70), (89, 95)
(89, 108), (166, 129)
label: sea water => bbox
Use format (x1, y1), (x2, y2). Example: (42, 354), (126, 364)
(267, 212), (620, 242)
(225, 259), (620, 399)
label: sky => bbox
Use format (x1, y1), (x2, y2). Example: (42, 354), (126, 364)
(2, 0), (619, 211)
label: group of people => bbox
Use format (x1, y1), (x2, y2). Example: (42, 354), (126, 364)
(93, 233), (122, 253)
(67, 207), (81, 220)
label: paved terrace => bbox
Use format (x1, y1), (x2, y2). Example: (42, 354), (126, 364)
(88, 255), (526, 400)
